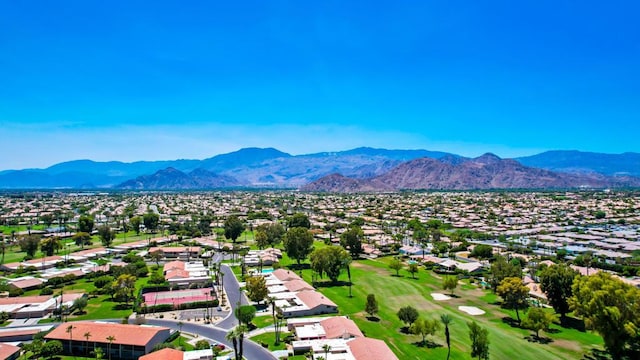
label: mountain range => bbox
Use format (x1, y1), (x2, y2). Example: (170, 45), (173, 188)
(1, 147), (639, 191)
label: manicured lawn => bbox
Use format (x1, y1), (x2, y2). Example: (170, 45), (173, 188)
(252, 314), (274, 329)
(249, 332), (290, 351)
(169, 336), (195, 351)
(270, 250), (603, 360)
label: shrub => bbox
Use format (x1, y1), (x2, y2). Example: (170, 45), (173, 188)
(40, 287), (54, 295)
(9, 288), (23, 297)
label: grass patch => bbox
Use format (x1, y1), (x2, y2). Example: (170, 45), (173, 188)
(252, 314), (275, 329)
(249, 332), (289, 351)
(169, 336), (195, 351)
(270, 256), (603, 360)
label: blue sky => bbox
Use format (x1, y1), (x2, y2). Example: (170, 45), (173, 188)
(1, 1), (639, 170)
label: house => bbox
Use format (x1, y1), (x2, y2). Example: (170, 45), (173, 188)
(0, 343), (20, 360)
(347, 337), (398, 360)
(7, 276), (46, 291)
(0, 324), (55, 342)
(149, 247), (201, 261)
(280, 290), (338, 318)
(44, 321), (171, 360)
(163, 261), (210, 289)
(140, 348), (215, 360)
(288, 316), (364, 341)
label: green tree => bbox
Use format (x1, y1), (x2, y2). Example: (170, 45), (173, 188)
(40, 236), (61, 256)
(539, 264), (578, 319)
(283, 227), (315, 266)
(255, 223), (285, 248)
(310, 246), (351, 283)
(521, 307), (557, 339)
(288, 213), (310, 229)
(113, 274), (137, 305)
(411, 317), (440, 346)
(226, 325), (248, 360)
(468, 321), (489, 360)
(389, 258), (404, 276)
(235, 305), (257, 327)
(407, 262), (419, 279)
(194, 339), (210, 350)
(18, 235), (40, 257)
(254, 230), (269, 250)
(98, 225), (116, 247)
(496, 277), (530, 322)
(73, 232), (92, 248)
(245, 276), (268, 304)
(570, 271), (640, 358)
(365, 294), (379, 318)
(470, 244), (493, 259)
(488, 255), (521, 292)
(224, 216), (245, 244)
(78, 215), (95, 234)
(340, 226), (364, 258)
(73, 296), (88, 314)
(443, 275), (458, 295)
(130, 216), (142, 235)
(397, 305), (419, 327)
(441, 314), (453, 360)
(143, 212), (160, 233)
(41, 340), (63, 359)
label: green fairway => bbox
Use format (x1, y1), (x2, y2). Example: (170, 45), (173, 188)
(269, 246), (603, 360)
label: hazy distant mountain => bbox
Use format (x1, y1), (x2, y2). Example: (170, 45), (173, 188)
(302, 154), (640, 192)
(517, 150), (640, 177)
(116, 168), (243, 190)
(2, 147), (640, 189)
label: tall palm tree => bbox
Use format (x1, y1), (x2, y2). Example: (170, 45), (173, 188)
(237, 324), (248, 360)
(225, 327), (239, 360)
(322, 344), (331, 359)
(106, 335), (116, 360)
(84, 331), (92, 355)
(66, 325), (76, 354)
(440, 314), (453, 360)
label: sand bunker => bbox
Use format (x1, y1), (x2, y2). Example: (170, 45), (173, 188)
(431, 293), (452, 301)
(458, 306), (485, 316)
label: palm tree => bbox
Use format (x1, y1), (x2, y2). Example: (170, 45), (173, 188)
(84, 331), (92, 355)
(322, 344), (331, 359)
(225, 327), (239, 360)
(106, 335), (116, 360)
(66, 325), (76, 354)
(237, 324), (248, 360)
(441, 314), (453, 360)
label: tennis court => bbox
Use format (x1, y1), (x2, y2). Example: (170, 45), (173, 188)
(143, 287), (216, 307)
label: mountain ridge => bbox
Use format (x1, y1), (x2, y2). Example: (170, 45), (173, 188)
(1, 148), (640, 189)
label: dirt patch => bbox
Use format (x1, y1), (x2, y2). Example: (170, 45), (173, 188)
(389, 294), (443, 312)
(551, 339), (582, 353)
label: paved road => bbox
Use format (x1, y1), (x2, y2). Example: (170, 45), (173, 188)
(145, 318), (275, 360)
(217, 263), (249, 330)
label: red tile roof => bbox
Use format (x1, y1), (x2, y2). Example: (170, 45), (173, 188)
(283, 279), (314, 292)
(45, 321), (170, 347)
(0, 343), (20, 359)
(163, 261), (185, 273)
(348, 338), (398, 360)
(272, 269), (303, 282)
(0, 295), (51, 305)
(320, 317), (364, 339)
(296, 290), (337, 309)
(139, 348), (184, 360)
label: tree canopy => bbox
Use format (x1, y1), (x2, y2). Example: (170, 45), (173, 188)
(224, 216), (245, 243)
(468, 321), (489, 360)
(489, 255), (522, 292)
(340, 226), (364, 258)
(570, 271), (640, 358)
(283, 227), (315, 266)
(539, 264), (578, 318)
(397, 305), (419, 326)
(245, 276), (268, 304)
(496, 277), (529, 322)
(288, 213), (311, 229)
(310, 245), (351, 283)
(521, 307), (557, 339)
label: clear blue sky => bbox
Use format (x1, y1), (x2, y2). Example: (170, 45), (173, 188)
(1, 1), (639, 170)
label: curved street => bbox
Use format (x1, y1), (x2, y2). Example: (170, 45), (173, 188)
(143, 319), (276, 360)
